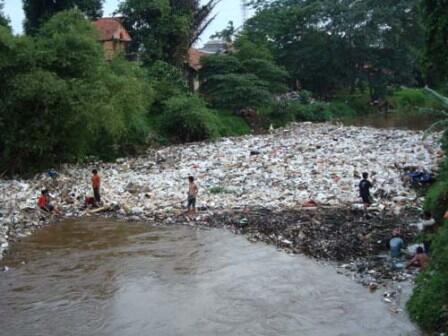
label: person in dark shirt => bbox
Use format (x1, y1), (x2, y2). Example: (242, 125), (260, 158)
(359, 172), (373, 207)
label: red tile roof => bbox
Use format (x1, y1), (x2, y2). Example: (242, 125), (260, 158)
(93, 17), (132, 42)
(187, 48), (208, 71)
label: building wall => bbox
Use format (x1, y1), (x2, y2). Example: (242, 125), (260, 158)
(102, 41), (127, 60)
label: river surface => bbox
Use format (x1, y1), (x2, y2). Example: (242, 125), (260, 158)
(343, 111), (439, 131)
(0, 218), (419, 336)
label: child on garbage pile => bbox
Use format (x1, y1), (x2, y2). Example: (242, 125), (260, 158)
(91, 169), (101, 207)
(187, 176), (198, 215)
(37, 189), (62, 216)
(359, 172), (373, 207)
(406, 246), (429, 270)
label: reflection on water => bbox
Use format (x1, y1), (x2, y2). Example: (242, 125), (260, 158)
(343, 112), (440, 131)
(0, 219), (419, 336)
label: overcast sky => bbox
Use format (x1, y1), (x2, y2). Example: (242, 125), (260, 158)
(3, 0), (249, 46)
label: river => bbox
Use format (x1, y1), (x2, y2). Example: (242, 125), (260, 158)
(0, 218), (419, 336)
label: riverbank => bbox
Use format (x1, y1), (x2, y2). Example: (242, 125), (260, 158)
(0, 122), (441, 265)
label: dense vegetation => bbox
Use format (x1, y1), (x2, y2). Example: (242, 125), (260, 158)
(406, 1), (448, 332)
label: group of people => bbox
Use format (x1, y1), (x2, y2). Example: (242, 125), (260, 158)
(37, 169), (200, 216)
(360, 172), (431, 270)
(38, 169), (102, 215)
(37, 168), (429, 270)
(388, 228), (430, 270)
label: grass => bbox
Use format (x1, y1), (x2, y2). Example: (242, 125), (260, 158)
(209, 186), (233, 194)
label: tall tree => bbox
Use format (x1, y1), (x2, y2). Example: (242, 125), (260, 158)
(243, 0), (424, 99)
(0, 0), (9, 28)
(23, 0), (104, 34)
(422, 0), (448, 86)
(119, 0), (218, 66)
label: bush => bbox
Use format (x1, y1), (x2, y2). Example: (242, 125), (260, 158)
(388, 88), (441, 114)
(424, 180), (448, 223)
(0, 10), (152, 174)
(407, 223), (448, 333)
(201, 73), (272, 110)
(260, 100), (354, 127)
(159, 95), (220, 142)
(214, 111), (251, 136)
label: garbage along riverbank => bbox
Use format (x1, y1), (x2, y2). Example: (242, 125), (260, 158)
(0, 122), (441, 277)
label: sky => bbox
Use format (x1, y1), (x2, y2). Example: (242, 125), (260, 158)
(3, 0), (249, 46)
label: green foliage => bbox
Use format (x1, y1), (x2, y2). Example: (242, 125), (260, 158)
(0, 10), (152, 174)
(214, 111), (251, 136)
(200, 55), (244, 78)
(200, 53), (286, 110)
(209, 186), (229, 194)
(23, 0), (103, 33)
(119, 0), (218, 65)
(388, 88), (441, 113)
(234, 35), (274, 62)
(0, 0), (9, 29)
(243, 0), (424, 98)
(422, 0), (448, 86)
(259, 100), (355, 127)
(146, 60), (188, 112)
(201, 73), (272, 110)
(424, 160), (448, 222)
(408, 222), (448, 333)
(159, 94), (220, 142)
(210, 20), (235, 42)
(241, 58), (288, 94)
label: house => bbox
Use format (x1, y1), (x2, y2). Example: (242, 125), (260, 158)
(200, 39), (233, 55)
(186, 48), (208, 91)
(93, 17), (132, 60)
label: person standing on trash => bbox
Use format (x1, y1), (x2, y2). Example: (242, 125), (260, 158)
(387, 228), (405, 258)
(91, 169), (101, 206)
(37, 189), (61, 216)
(187, 176), (198, 215)
(359, 172), (373, 207)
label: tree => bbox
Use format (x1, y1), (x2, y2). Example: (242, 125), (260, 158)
(422, 0), (448, 86)
(23, 0), (104, 34)
(243, 0), (424, 99)
(210, 20), (235, 42)
(0, 10), (152, 174)
(119, 0), (218, 66)
(200, 55), (273, 110)
(0, 0), (9, 29)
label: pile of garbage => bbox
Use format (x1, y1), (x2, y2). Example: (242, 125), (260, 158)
(0, 122), (441, 260)
(182, 206), (421, 286)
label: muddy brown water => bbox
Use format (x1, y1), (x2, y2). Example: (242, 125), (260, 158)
(342, 111), (439, 131)
(0, 218), (419, 336)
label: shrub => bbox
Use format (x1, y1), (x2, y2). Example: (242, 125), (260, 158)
(407, 223), (448, 333)
(214, 111), (251, 136)
(241, 58), (289, 94)
(159, 95), (220, 142)
(424, 179), (448, 223)
(0, 10), (152, 174)
(201, 73), (272, 110)
(388, 88), (442, 115)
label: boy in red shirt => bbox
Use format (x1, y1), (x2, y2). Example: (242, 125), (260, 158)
(37, 189), (61, 215)
(91, 169), (101, 206)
